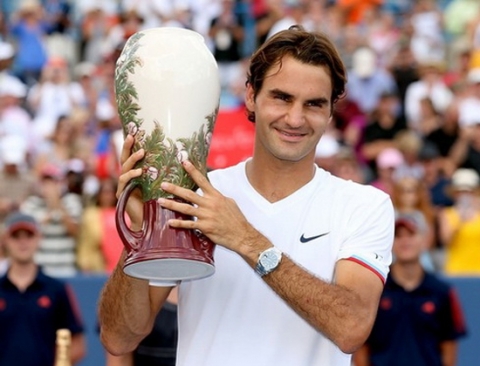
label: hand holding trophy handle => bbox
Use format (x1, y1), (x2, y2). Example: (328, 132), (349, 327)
(116, 180), (145, 252)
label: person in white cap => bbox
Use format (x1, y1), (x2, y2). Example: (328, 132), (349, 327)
(0, 76), (35, 154)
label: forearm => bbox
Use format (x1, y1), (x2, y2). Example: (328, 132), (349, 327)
(239, 232), (376, 353)
(448, 138), (468, 166)
(440, 340), (457, 366)
(263, 255), (372, 353)
(71, 335), (86, 364)
(98, 252), (166, 355)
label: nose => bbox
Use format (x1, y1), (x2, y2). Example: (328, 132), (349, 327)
(285, 102), (305, 127)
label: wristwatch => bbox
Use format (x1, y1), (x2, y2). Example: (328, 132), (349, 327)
(255, 247), (282, 277)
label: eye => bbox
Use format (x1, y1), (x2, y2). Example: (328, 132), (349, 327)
(275, 94), (290, 102)
(306, 99), (328, 108)
(306, 101), (321, 108)
(270, 90), (292, 102)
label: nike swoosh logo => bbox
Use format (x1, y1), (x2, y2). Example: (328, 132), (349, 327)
(300, 232), (330, 243)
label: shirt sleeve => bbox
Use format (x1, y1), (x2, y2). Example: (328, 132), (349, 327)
(337, 188), (395, 284)
(56, 283), (85, 335)
(439, 287), (468, 341)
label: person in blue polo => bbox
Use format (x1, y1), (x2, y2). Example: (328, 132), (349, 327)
(0, 211), (86, 366)
(353, 212), (468, 366)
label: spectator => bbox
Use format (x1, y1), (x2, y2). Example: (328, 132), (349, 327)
(438, 168), (480, 275)
(388, 44), (419, 116)
(314, 133), (341, 173)
(79, 4), (118, 64)
(27, 56), (86, 139)
(347, 46), (398, 116)
(361, 91), (407, 168)
(33, 114), (77, 179)
(331, 146), (367, 184)
(77, 178), (124, 274)
(266, 0), (310, 39)
(408, 0), (446, 63)
(417, 96), (444, 137)
(449, 119), (480, 175)
(332, 97), (367, 158)
(353, 212), (467, 366)
(92, 98), (122, 179)
(208, 0), (245, 93)
(456, 67), (480, 132)
(20, 164), (83, 278)
(0, 40), (21, 87)
(419, 141), (454, 209)
(0, 75), (35, 153)
(424, 99), (460, 167)
(443, 43), (472, 89)
(370, 147), (404, 195)
(8, 0), (51, 86)
(365, 8), (400, 67)
(102, 9), (145, 61)
(253, 0), (285, 47)
(0, 135), (35, 222)
(0, 211), (86, 365)
(404, 61), (454, 133)
(393, 129), (424, 180)
(391, 176), (437, 270)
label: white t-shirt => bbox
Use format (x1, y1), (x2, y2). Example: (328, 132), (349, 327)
(177, 161), (394, 366)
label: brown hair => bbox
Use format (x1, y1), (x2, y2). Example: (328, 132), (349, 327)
(245, 25), (347, 122)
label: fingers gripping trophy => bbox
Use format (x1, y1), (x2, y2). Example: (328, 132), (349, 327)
(115, 28), (221, 286)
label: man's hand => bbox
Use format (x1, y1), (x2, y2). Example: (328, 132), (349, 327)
(158, 161), (262, 256)
(116, 134), (145, 231)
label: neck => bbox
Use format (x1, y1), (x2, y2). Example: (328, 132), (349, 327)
(8, 262), (38, 292)
(390, 261), (424, 291)
(246, 156), (316, 203)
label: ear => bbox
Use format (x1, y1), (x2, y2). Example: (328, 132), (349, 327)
(245, 83), (255, 111)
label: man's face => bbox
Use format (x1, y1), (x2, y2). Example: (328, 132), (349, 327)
(4, 229), (39, 264)
(245, 55), (332, 165)
(393, 226), (424, 264)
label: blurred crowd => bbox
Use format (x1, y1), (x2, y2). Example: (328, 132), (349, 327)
(0, 0), (480, 281)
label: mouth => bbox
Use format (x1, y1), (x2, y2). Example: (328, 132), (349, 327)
(276, 128), (307, 141)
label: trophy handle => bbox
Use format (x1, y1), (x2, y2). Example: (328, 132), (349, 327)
(116, 180), (145, 252)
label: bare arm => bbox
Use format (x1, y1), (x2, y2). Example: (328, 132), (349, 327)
(98, 253), (173, 355)
(263, 253), (383, 353)
(71, 333), (87, 365)
(159, 161), (385, 353)
(448, 127), (472, 167)
(105, 351), (134, 366)
(352, 344), (371, 366)
(437, 208), (459, 247)
(98, 134), (172, 355)
(440, 340), (458, 366)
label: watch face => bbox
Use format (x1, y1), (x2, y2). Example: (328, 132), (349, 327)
(261, 251), (279, 270)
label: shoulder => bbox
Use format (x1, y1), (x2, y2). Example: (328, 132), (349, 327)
(207, 161), (244, 186)
(37, 270), (68, 292)
(422, 272), (452, 295)
(327, 173), (392, 206)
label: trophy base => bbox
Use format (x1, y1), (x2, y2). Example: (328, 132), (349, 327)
(124, 257), (215, 287)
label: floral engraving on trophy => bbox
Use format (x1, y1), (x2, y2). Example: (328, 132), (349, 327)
(115, 32), (218, 201)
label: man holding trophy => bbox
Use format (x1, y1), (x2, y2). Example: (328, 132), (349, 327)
(99, 25), (394, 366)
